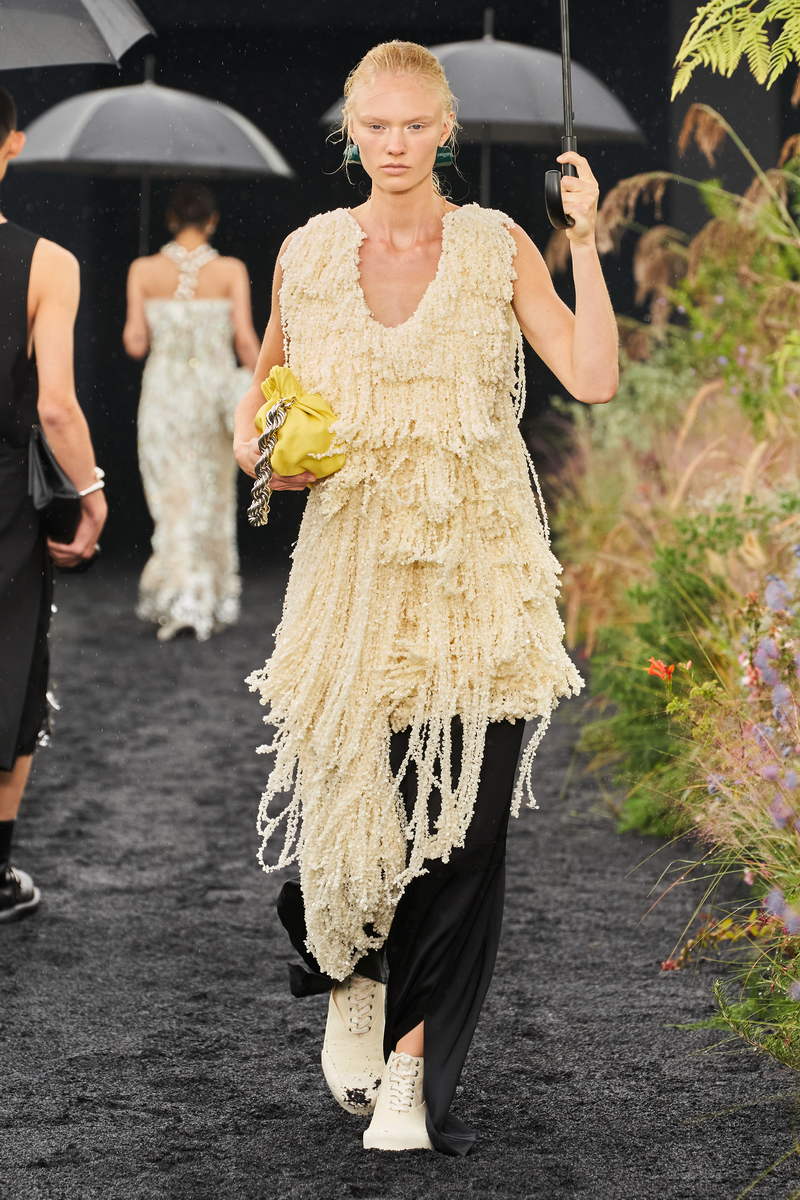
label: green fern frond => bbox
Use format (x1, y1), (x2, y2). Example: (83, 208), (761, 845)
(672, 0), (800, 98)
(742, 20), (773, 81)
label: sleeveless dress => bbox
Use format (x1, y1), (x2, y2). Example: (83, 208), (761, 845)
(247, 203), (585, 983)
(136, 242), (241, 641)
(0, 221), (53, 771)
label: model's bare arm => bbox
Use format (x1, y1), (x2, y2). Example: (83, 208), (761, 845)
(122, 258), (150, 358)
(228, 258), (261, 370)
(31, 239), (107, 564)
(233, 234), (315, 490)
(511, 153), (618, 405)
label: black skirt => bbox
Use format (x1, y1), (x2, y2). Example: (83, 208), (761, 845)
(277, 714), (526, 1155)
(0, 445), (52, 771)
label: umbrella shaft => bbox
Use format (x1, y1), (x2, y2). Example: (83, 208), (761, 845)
(139, 175), (151, 257)
(560, 0), (574, 138)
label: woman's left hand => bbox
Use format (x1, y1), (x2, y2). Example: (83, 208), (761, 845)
(555, 151), (600, 245)
(269, 469), (317, 491)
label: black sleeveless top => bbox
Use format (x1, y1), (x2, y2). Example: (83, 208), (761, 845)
(0, 220), (39, 448)
(0, 223), (38, 448)
(0, 219), (51, 771)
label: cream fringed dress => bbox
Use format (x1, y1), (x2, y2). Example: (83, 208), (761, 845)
(247, 203), (584, 981)
(136, 242), (242, 641)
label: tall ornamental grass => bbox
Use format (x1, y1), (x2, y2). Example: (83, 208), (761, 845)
(545, 105), (800, 1115)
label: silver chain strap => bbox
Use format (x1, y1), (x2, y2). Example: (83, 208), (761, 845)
(247, 398), (294, 527)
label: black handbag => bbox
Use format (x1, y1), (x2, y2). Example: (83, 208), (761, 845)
(28, 422), (81, 543)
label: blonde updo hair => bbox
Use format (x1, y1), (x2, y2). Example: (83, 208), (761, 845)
(338, 40), (460, 162)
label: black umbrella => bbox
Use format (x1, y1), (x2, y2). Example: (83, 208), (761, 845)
(13, 60), (295, 253)
(321, 7), (644, 206)
(0, 0), (153, 70)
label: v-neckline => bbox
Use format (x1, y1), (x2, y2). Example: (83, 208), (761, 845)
(343, 205), (460, 333)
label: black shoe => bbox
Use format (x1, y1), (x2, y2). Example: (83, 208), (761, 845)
(0, 865), (41, 923)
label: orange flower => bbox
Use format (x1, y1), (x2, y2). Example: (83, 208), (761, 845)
(647, 657), (675, 681)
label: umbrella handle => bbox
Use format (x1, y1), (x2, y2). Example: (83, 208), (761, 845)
(545, 0), (578, 229)
(545, 136), (578, 229)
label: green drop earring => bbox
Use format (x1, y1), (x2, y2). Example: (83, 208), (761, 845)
(345, 143), (453, 166)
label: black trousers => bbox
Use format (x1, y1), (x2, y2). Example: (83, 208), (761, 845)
(277, 715), (526, 1155)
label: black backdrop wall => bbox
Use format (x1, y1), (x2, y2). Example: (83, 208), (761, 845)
(0, 1), (789, 565)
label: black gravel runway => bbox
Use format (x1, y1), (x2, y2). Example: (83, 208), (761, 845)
(1, 566), (797, 1200)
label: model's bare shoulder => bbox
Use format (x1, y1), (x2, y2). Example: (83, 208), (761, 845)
(29, 238), (80, 312)
(127, 252), (166, 277)
(276, 227), (303, 270)
(32, 237), (79, 279)
(218, 254), (249, 271)
(507, 221), (545, 263)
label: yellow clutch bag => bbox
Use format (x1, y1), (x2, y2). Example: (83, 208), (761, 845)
(247, 365), (345, 527)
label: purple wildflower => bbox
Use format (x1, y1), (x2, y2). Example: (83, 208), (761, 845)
(765, 576), (793, 612)
(765, 887), (787, 917)
(762, 763), (781, 782)
(752, 723), (775, 750)
(753, 638), (777, 686)
(772, 683), (793, 722)
(784, 908), (800, 936)
(713, 294), (724, 304)
(717, 355), (729, 366)
(692, 330), (704, 342)
(788, 980), (800, 1000)
(769, 796), (793, 827)
(784, 769), (799, 790)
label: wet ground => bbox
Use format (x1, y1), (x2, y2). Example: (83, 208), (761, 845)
(2, 566), (797, 1200)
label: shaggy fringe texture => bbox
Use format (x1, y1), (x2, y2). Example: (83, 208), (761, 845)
(247, 204), (584, 979)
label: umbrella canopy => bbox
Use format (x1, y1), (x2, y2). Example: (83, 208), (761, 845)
(13, 80), (293, 178)
(0, 0), (153, 70)
(321, 14), (644, 205)
(427, 37), (643, 147)
(13, 79), (295, 252)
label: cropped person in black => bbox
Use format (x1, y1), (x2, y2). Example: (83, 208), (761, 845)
(0, 87), (107, 923)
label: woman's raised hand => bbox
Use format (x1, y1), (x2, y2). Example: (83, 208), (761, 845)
(234, 436), (261, 478)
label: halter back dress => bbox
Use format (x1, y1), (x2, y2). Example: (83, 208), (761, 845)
(136, 242), (241, 640)
(0, 221), (52, 772)
(247, 204), (585, 978)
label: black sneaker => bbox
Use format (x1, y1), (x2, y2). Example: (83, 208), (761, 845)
(0, 865), (41, 923)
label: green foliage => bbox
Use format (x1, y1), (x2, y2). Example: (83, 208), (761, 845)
(556, 339), (698, 455)
(580, 542), (725, 836)
(682, 974), (800, 1071)
(673, 0), (800, 98)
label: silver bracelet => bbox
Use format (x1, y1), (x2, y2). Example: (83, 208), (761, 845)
(78, 480), (105, 497)
(78, 466), (105, 498)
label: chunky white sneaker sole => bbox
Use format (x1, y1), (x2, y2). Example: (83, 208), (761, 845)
(362, 1122), (434, 1152)
(362, 1052), (433, 1152)
(321, 974), (386, 1116)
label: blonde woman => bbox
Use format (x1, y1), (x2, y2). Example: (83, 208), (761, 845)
(235, 41), (617, 1154)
